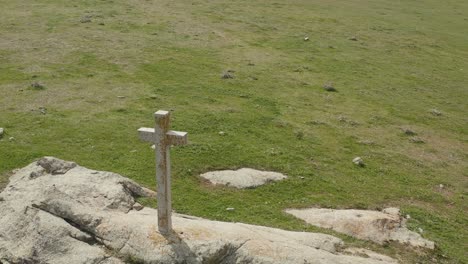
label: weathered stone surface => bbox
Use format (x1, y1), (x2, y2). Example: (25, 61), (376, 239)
(0, 158), (397, 263)
(285, 207), (434, 249)
(200, 168), (287, 188)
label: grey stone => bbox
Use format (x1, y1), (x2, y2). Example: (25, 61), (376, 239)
(0, 128), (3, 138)
(323, 82), (336, 92)
(0, 158), (397, 264)
(285, 208), (434, 249)
(200, 168), (287, 188)
(352, 157), (364, 166)
(429, 109), (442, 116)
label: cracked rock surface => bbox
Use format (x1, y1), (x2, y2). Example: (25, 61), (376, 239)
(1, 157), (397, 263)
(285, 208), (434, 249)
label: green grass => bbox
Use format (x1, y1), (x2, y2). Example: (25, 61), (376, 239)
(1, 0), (467, 263)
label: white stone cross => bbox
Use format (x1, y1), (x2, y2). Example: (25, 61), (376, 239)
(138, 110), (188, 235)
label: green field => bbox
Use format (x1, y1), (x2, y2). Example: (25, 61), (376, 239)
(0, 0), (467, 263)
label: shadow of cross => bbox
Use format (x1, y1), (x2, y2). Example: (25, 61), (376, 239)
(138, 110), (188, 235)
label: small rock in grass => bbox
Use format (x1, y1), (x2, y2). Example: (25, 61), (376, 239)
(31, 82), (45, 90)
(221, 70), (235, 79)
(352, 157), (364, 166)
(418, 228), (423, 233)
(39, 107), (47, 115)
(349, 36), (358, 41)
(226, 207), (235, 211)
(80, 15), (92, 23)
(323, 82), (336, 92)
(409, 137), (424, 143)
(117, 96), (126, 99)
(304, 36), (309, 41)
(0, 128), (4, 138)
(218, 131), (225, 136)
(430, 109), (442, 116)
(9, 137), (15, 141)
(406, 214), (411, 219)
(439, 184), (444, 190)
(151, 145), (155, 150)
(402, 128), (416, 136)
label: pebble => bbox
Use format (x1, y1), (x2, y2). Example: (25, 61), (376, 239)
(323, 82), (336, 92)
(117, 96), (126, 99)
(304, 36), (309, 41)
(151, 145), (156, 150)
(349, 36), (358, 41)
(430, 109), (442, 116)
(9, 137), (15, 141)
(226, 207), (235, 211)
(406, 214), (411, 219)
(0, 128), (4, 138)
(352, 157), (364, 166)
(402, 128), (416, 136)
(439, 184), (444, 189)
(218, 131), (225, 136)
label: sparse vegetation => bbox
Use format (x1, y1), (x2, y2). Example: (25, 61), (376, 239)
(0, 0), (467, 263)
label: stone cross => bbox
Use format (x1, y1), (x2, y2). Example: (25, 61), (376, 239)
(138, 110), (188, 235)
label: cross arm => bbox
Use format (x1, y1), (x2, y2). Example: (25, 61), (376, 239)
(138, 127), (188, 146)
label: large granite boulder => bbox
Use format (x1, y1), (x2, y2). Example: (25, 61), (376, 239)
(0, 157), (397, 264)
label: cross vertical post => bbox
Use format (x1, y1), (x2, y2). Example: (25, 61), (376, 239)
(138, 110), (188, 235)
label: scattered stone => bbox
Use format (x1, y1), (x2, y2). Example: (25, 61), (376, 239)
(402, 128), (416, 136)
(352, 157), (365, 167)
(300, 177), (305, 180)
(8, 137), (14, 141)
(200, 168), (287, 189)
(149, 95), (158, 99)
(406, 214), (411, 219)
(439, 184), (444, 190)
(80, 15), (92, 23)
(221, 70), (235, 79)
(151, 144), (156, 150)
(0, 158), (397, 264)
(418, 228), (424, 234)
(409, 137), (425, 143)
(117, 96), (126, 99)
(349, 36), (358, 41)
(226, 207), (235, 211)
(218, 131), (225, 136)
(323, 82), (337, 92)
(0, 128), (4, 138)
(429, 109), (442, 116)
(304, 36), (309, 41)
(39, 106), (47, 115)
(285, 207), (434, 249)
(30, 81), (45, 90)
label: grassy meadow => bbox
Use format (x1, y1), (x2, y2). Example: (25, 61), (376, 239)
(0, 0), (467, 262)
